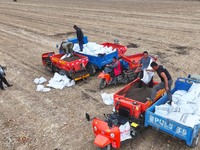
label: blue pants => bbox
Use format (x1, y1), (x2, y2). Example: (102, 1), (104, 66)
(79, 40), (84, 51)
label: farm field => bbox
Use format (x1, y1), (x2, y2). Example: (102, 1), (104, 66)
(0, 0), (200, 150)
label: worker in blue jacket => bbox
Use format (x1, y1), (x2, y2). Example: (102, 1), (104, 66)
(138, 51), (153, 88)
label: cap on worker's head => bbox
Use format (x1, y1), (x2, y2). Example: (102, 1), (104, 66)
(150, 62), (158, 68)
(143, 51), (148, 54)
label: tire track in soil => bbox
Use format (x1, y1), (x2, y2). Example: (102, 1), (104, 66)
(0, 30), (106, 149)
(0, 32), (50, 76)
(1, 3), (199, 41)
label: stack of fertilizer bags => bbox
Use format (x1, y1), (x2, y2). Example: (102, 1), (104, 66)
(154, 82), (200, 128)
(73, 42), (116, 56)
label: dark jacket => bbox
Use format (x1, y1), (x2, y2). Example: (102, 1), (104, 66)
(156, 65), (172, 82)
(75, 27), (84, 42)
(0, 65), (6, 77)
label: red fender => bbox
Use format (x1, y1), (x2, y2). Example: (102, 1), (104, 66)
(94, 134), (111, 148)
(98, 72), (111, 83)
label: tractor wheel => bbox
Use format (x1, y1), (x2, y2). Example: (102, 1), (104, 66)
(86, 64), (96, 76)
(191, 132), (200, 148)
(99, 79), (107, 89)
(45, 58), (54, 73)
(59, 70), (67, 76)
(98, 144), (111, 150)
(59, 70), (73, 80)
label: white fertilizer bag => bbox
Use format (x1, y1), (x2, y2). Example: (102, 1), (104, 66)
(119, 122), (132, 141)
(101, 93), (114, 105)
(155, 103), (172, 117)
(36, 85), (51, 92)
(34, 77), (47, 84)
(73, 42), (115, 56)
(141, 59), (154, 84)
(47, 73), (75, 89)
(178, 92), (196, 105)
(188, 82), (200, 97)
(60, 54), (68, 60)
(172, 90), (187, 104)
(167, 112), (200, 128)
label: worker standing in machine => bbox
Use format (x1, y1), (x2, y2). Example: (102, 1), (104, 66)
(73, 25), (84, 52)
(0, 65), (13, 90)
(147, 62), (173, 105)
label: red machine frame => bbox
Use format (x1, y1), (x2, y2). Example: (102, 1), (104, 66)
(87, 78), (165, 149)
(42, 52), (89, 81)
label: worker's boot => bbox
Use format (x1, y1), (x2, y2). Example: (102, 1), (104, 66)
(167, 100), (172, 105)
(1, 87), (5, 90)
(0, 82), (5, 90)
(7, 84), (13, 87)
(2, 77), (12, 87)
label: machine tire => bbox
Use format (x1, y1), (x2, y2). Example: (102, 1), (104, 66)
(86, 64), (96, 76)
(59, 70), (73, 80)
(98, 144), (111, 150)
(99, 79), (107, 89)
(59, 70), (67, 76)
(191, 132), (200, 148)
(45, 58), (54, 73)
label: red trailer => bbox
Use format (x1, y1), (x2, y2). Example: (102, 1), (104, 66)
(98, 53), (157, 89)
(86, 78), (165, 149)
(101, 42), (127, 56)
(120, 53), (157, 69)
(42, 52), (89, 81)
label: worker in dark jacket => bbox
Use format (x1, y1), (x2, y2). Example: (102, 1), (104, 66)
(0, 65), (12, 90)
(73, 25), (84, 51)
(147, 62), (173, 104)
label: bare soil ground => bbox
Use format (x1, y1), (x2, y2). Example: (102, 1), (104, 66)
(0, 0), (200, 150)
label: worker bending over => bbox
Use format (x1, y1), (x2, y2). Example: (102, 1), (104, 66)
(147, 62), (173, 105)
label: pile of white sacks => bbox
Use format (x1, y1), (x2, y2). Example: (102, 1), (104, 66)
(155, 82), (200, 128)
(34, 73), (75, 92)
(73, 42), (116, 56)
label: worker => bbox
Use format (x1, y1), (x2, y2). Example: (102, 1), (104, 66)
(138, 51), (153, 88)
(62, 42), (74, 57)
(114, 39), (119, 44)
(106, 57), (122, 85)
(73, 25), (84, 52)
(147, 62), (173, 105)
(0, 65), (12, 90)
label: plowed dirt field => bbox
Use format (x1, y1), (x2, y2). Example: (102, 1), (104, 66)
(0, 0), (200, 150)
